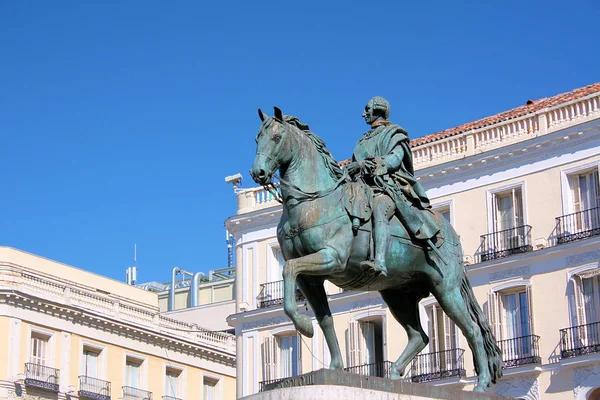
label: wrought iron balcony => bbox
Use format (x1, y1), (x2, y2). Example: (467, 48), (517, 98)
(344, 360), (393, 378)
(162, 396), (182, 400)
(560, 321), (600, 359)
(498, 335), (541, 369)
(410, 348), (466, 383)
(24, 362), (60, 392)
(555, 207), (600, 244)
(79, 376), (111, 400)
(476, 225), (533, 263)
(257, 280), (305, 308)
(122, 386), (153, 400)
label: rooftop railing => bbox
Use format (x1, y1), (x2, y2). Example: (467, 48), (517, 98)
(24, 362), (60, 392)
(79, 376), (111, 400)
(257, 280), (305, 309)
(410, 349), (466, 383)
(498, 335), (541, 369)
(560, 321), (600, 359)
(555, 207), (600, 245)
(475, 225), (533, 263)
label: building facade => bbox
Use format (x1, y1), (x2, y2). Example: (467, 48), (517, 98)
(226, 83), (600, 399)
(0, 247), (236, 400)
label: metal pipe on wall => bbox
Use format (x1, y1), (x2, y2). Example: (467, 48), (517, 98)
(191, 271), (206, 307)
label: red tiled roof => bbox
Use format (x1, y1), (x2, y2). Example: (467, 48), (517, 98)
(410, 82), (600, 147)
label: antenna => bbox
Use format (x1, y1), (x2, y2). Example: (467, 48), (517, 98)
(127, 244), (138, 285)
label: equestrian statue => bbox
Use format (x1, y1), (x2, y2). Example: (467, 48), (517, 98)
(249, 98), (502, 392)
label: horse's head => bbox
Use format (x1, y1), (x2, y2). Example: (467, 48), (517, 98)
(250, 106), (294, 185)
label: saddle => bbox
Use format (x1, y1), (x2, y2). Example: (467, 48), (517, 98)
(342, 180), (444, 247)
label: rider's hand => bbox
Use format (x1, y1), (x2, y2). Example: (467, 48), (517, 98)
(345, 161), (360, 177)
(360, 158), (375, 175)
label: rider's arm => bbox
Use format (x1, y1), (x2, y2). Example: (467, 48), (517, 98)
(375, 145), (404, 175)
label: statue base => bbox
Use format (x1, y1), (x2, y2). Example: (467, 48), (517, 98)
(242, 369), (510, 400)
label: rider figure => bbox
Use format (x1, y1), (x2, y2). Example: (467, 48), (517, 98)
(346, 96), (440, 276)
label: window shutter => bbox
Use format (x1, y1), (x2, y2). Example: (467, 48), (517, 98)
(443, 314), (453, 351)
(574, 275), (586, 326)
(346, 321), (361, 367)
(262, 336), (277, 381)
(296, 335), (302, 375)
(487, 292), (501, 341)
(570, 174), (582, 214)
(526, 285), (535, 335)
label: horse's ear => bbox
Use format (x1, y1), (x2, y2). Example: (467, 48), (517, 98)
(274, 106), (283, 121)
(258, 108), (267, 122)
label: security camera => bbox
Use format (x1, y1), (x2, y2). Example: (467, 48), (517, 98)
(225, 173), (243, 190)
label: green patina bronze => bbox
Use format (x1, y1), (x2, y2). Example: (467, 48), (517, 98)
(250, 99), (502, 392)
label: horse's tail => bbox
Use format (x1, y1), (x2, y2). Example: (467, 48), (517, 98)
(459, 272), (503, 384)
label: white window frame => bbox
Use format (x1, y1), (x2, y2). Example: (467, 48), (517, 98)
(79, 341), (106, 380)
(202, 372), (223, 400)
(486, 182), (528, 234)
(164, 363), (185, 399)
(567, 262), (600, 327)
(266, 326), (302, 380)
(421, 301), (459, 353)
(266, 242), (285, 283)
(27, 327), (56, 368)
(431, 199), (453, 226)
(487, 279), (535, 341)
(560, 161), (600, 215)
(122, 352), (148, 391)
(349, 310), (388, 366)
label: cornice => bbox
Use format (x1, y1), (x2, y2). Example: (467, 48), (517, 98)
(0, 289), (236, 366)
(417, 124), (600, 190)
(225, 206), (282, 237)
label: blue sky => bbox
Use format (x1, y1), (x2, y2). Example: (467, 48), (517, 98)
(1, 1), (598, 284)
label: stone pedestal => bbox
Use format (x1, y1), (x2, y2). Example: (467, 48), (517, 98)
(242, 369), (511, 400)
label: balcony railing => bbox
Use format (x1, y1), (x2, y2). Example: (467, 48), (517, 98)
(555, 207), (600, 244)
(498, 335), (541, 369)
(24, 363), (60, 392)
(257, 280), (305, 308)
(560, 321), (600, 359)
(162, 396), (182, 400)
(344, 360), (393, 378)
(410, 348), (466, 383)
(79, 376), (111, 400)
(122, 386), (153, 400)
(476, 225), (533, 263)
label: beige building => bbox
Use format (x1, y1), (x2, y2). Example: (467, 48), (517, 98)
(225, 83), (600, 399)
(0, 247), (236, 400)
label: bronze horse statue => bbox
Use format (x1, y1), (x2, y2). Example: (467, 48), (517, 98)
(249, 107), (502, 392)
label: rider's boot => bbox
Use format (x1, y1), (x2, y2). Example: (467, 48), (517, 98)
(360, 218), (390, 277)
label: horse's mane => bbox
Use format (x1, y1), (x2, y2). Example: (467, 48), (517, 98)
(283, 115), (345, 181)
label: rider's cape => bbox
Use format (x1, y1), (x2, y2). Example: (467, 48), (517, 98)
(345, 124), (441, 241)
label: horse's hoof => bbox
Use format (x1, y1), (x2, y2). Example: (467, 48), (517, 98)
(330, 360), (344, 370)
(473, 384), (489, 393)
(295, 315), (314, 338)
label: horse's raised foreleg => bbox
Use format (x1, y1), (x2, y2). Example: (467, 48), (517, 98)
(282, 248), (345, 340)
(379, 290), (429, 380)
(296, 276), (344, 370)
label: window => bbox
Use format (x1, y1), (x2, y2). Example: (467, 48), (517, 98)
(262, 333), (301, 381)
(346, 319), (384, 369)
(488, 286), (535, 359)
(423, 303), (458, 373)
(278, 334), (300, 378)
(426, 304), (458, 353)
(567, 169), (600, 232)
(82, 348), (100, 378)
(30, 333), (50, 366)
(492, 187), (524, 232)
(125, 358), (142, 389)
(164, 368), (181, 398)
(203, 378), (217, 400)
(573, 270), (600, 326)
